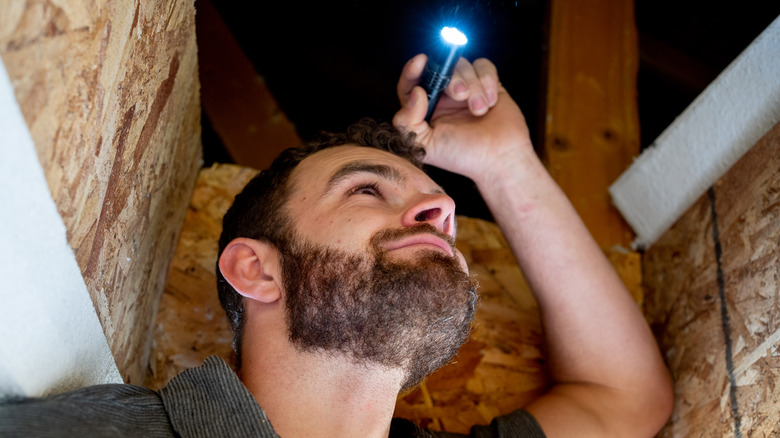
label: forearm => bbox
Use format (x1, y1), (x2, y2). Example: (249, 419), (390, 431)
(473, 147), (671, 427)
(393, 52), (672, 434)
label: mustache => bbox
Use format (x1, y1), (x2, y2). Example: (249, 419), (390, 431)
(369, 224), (456, 253)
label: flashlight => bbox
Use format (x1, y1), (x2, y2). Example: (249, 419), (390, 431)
(420, 26), (468, 122)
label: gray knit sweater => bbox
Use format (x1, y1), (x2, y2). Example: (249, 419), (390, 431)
(0, 356), (545, 437)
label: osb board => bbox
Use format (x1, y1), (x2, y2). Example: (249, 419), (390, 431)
(644, 122), (780, 437)
(146, 163), (257, 386)
(0, 0), (202, 384)
(148, 162), (646, 433)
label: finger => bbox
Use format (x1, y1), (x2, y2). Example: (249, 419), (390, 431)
(393, 86), (430, 135)
(448, 58), (489, 115)
(473, 58), (500, 107)
(445, 57), (473, 102)
(396, 54), (428, 105)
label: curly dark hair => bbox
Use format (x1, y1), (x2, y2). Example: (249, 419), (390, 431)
(217, 118), (426, 367)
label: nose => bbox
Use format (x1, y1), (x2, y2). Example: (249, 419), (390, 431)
(401, 193), (457, 237)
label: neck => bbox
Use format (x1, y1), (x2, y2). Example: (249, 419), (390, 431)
(240, 313), (404, 438)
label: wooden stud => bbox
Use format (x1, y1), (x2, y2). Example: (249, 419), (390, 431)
(543, 0), (640, 250)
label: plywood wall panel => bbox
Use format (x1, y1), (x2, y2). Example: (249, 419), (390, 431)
(146, 163), (256, 387)
(643, 195), (728, 436)
(644, 122), (780, 436)
(0, 0), (202, 384)
(714, 122), (780, 435)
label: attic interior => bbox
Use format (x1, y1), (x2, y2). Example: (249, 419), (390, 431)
(1, 0), (779, 436)
(203, 0), (780, 219)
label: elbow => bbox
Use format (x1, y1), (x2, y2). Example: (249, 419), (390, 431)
(613, 365), (675, 437)
(653, 368), (675, 433)
(635, 366), (675, 437)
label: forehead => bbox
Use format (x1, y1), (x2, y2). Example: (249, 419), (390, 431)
(288, 145), (438, 193)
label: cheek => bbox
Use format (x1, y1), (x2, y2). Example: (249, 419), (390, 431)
(302, 214), (379, 249)
(310, 215), (335, 227)
(455, 249), (469, 274)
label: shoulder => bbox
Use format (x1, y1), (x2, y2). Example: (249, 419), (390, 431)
(390, 410), (546, 438)
(159, 356), (279, 437)
(0, 384), (173, 437)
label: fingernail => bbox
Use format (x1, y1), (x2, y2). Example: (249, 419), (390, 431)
(471, 95), (487, 113)
(453, 81), (467, 95)
(487, 90), (497, 106)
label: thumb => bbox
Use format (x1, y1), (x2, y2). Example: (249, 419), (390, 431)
(393, 86), (431, 140)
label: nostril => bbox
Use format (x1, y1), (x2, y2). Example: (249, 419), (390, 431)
(414, 208), (441, 222)
(443, 213), (453, 235)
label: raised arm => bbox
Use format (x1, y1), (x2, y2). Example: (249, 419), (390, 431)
(393, 54), (673, 437)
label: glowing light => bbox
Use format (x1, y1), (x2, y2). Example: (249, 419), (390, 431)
(440, 27), (467, 46)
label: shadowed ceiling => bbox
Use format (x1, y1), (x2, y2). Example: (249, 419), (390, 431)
(205, 0), (779, 219)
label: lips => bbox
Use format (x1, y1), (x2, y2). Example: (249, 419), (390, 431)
(384, 233), (454, 256)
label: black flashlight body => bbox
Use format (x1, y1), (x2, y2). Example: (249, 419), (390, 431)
(421, 42), (464, 122)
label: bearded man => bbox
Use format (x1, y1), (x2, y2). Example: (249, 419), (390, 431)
(0, 56), (672, 437)
(211, 54), (673, 437)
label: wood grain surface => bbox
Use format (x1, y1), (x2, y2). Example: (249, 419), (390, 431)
(0, 0), (202, 384)
(544, 0), (640, 250)
(645, 122), (780, 437)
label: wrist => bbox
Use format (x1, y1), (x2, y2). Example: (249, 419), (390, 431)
(472, 143), (543, 194)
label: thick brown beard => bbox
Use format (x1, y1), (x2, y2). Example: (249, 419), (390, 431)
(278, 224), (479, 390)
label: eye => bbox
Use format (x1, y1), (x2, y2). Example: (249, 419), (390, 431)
(348, 182), (382, 198)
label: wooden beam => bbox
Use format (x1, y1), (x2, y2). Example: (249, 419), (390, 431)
(197, 0), (301, 170)
(543, 0), (640, 250)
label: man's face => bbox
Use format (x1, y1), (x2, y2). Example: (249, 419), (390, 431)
(277, 145), (478, 389)
(285, 145), (468, 271)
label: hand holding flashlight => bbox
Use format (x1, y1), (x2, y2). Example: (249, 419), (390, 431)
(420, 26), (468, 122)
(394, 54), (524, 181)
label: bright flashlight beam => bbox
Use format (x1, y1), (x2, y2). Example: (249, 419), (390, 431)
(421, 26), (469, 122)
(441, 27), (467, 46)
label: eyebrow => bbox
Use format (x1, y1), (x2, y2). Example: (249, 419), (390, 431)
(323, 160), (447, 196)
(324, 162), (406, 195)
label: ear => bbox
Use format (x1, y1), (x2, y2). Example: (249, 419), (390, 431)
(218, 238), (282, 303)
